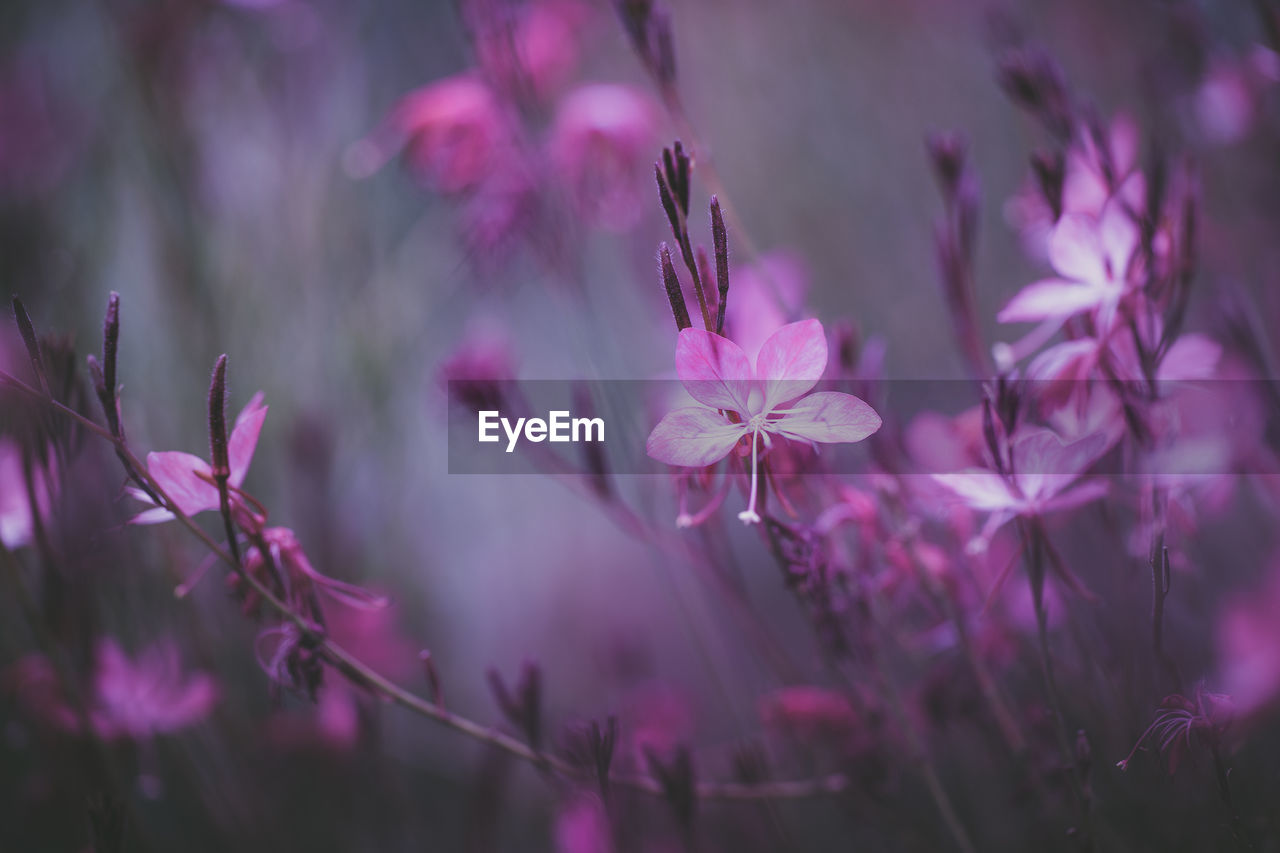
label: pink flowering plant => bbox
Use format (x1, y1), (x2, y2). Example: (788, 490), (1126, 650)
(6, 3), (1280, 852)
(647, 319), (881, 524)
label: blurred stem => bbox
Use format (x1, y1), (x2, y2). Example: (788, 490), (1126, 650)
(862, 585), (978, 853)
(1, 366), (849, 803)
(1022, 521), (1097, 850)
(1211, 744), (1256, 853)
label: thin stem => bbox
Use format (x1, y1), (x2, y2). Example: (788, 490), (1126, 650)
(1, 367), (850, 802)
(1211, 744), (1256, 853)
(862, 588), (978, 853)
(1023, 522), (1097, 850)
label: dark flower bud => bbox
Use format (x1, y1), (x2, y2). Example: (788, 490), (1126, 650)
(1030, 149), (1065, 222)
(926, 131), (968, 199)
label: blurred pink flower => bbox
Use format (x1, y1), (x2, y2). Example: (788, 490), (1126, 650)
(554, 794), (613, 853)
(647, 320), (881, 524)
(1062, 115), (1144, 219)
(723, 252), (809, 365)
(1193, 48), (1280, 145)
(474, 1), (587, 100)
(932, 427), (1109, 550)
(8, 640), (218, 740)
(548, 84), (658, 230)
(246, 526), (388, 612)
(347, 75), (507, 194)
(759, 686), (858, 744)
(90, 640), (218, 739)
(128, 392), (268, 525)
(1219, 562), (1280, 720)
(1005, 114), (1145, 263)
(998, 201), (1139, 331)
(0, 437), (54, 550)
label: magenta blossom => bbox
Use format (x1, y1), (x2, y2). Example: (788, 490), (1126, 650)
(998, 201), (1140, 332)
(932, 427), (1110, 551)
(1219, 562), (1280, 720)
(8, 639), (217, 740)
(128, 392), (268, 525)
(646, 319), (881, 525)
(548, 84), (658, 230)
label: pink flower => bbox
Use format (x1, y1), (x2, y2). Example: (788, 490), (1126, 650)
(1219, 562), (1280, 720)
(554, 794), (613, 853)
(346, 75), (506, 194)
(646, 319), (881, 524)
(0, 437), (54, 550)
(759, 686), (858, 744)
(247, 526), (388, 612)
(128, 392), (268, 525)
(473, 1), (587, 100)
(998, 201), (1139, 331)
(89, 640), (219, 739)
(723, 251), (809, 365)
(931, 427), (1109, 550)
(8, 639), (218, 740)
(548, 84), (658, 230)
(1005, 115), (1145, 262)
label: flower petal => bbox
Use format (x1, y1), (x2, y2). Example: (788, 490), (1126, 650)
(931, 470), (1019, 512)
(1157, 334), (1221, 382)
(675, 329), (753, 414)
(772, 392), (881, 444)
(146, 451), (219, 517)
(755, 319), (827, 411)
(1097, 201), (1139, 279)
(1039, 478), (1109, 514)
(1011, 429), (1110, 501)
(997, 278), (1109, 324)
(646, 407), (746, 467)
(229, 393), (268, 488)
(1048, 213), (1107, 284)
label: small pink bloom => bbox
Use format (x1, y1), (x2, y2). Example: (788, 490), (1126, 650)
(759, 686), (858, 743)
(473, 1), (587, 100)
(554, 794), (613, 853)
(931, 427), (1110, 550)
(1062, 115), (1144, 218)
(129, 392), (268, 525)
(998, 201), (1139, 330)
(646, 320), (881, 524)
(0, 437), (54, 550)
(1219, 562), (1280, 720)
(548, 84), (658, 230)
(1192, 49), (1279, 146)
(247, 526), (388, 612)
(346, 75), (506, 194)
(90, 640), (219, 739)
(1004, 114), (1145, 261)
(8, 640), (218, 740)
(723, 252), (809, 365)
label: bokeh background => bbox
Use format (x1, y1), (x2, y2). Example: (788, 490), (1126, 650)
(5, 0), (1280, 850)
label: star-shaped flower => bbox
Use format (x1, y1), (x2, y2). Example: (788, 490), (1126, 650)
(129, 392), (268, 525)
(646, 319), (881, 524)
(998, 201), (1139, 330)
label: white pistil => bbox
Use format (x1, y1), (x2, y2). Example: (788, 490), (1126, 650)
(738, 427), (762, 525)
